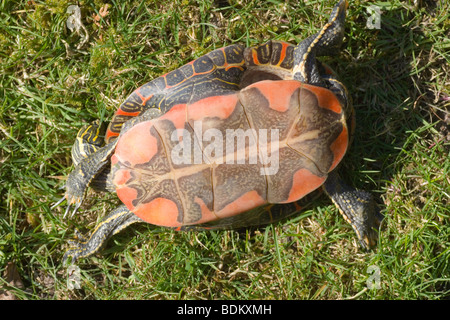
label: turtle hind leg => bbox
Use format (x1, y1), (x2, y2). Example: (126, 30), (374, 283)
(323, 171), (384, 249)
(63, 205), (143, 265)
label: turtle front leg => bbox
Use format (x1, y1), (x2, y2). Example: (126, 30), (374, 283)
(52, 140), (117, 218)
(323, 171), (384, 249)
(63, 205), (143, 264)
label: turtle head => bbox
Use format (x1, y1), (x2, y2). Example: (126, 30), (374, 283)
(292, 0), (348, 85)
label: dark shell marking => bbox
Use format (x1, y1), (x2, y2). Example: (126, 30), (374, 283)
(244, 40), (294, 70)
(110, 80), (347, 228)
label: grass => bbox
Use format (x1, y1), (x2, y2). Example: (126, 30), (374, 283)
(0, 0), (449, 300)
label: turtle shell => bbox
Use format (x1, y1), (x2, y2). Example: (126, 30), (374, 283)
(110, 80), (348, 228)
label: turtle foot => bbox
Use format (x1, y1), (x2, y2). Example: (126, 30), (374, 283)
(51, 184), (84, 219)
(324, 172), (384, 250)
(62, 228), (91, 265)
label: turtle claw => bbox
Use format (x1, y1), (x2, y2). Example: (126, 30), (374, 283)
(63, 204), (71, 219)
(51, 196), (67, 210)
(62, 195), (83, 219)
(51, 189), (83, 219)
(70, 201), (82, 218)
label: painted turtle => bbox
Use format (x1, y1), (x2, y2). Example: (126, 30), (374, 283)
(54, 0), (383, 264)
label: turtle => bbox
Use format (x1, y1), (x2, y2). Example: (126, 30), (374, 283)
(54, 0), (383, 264)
